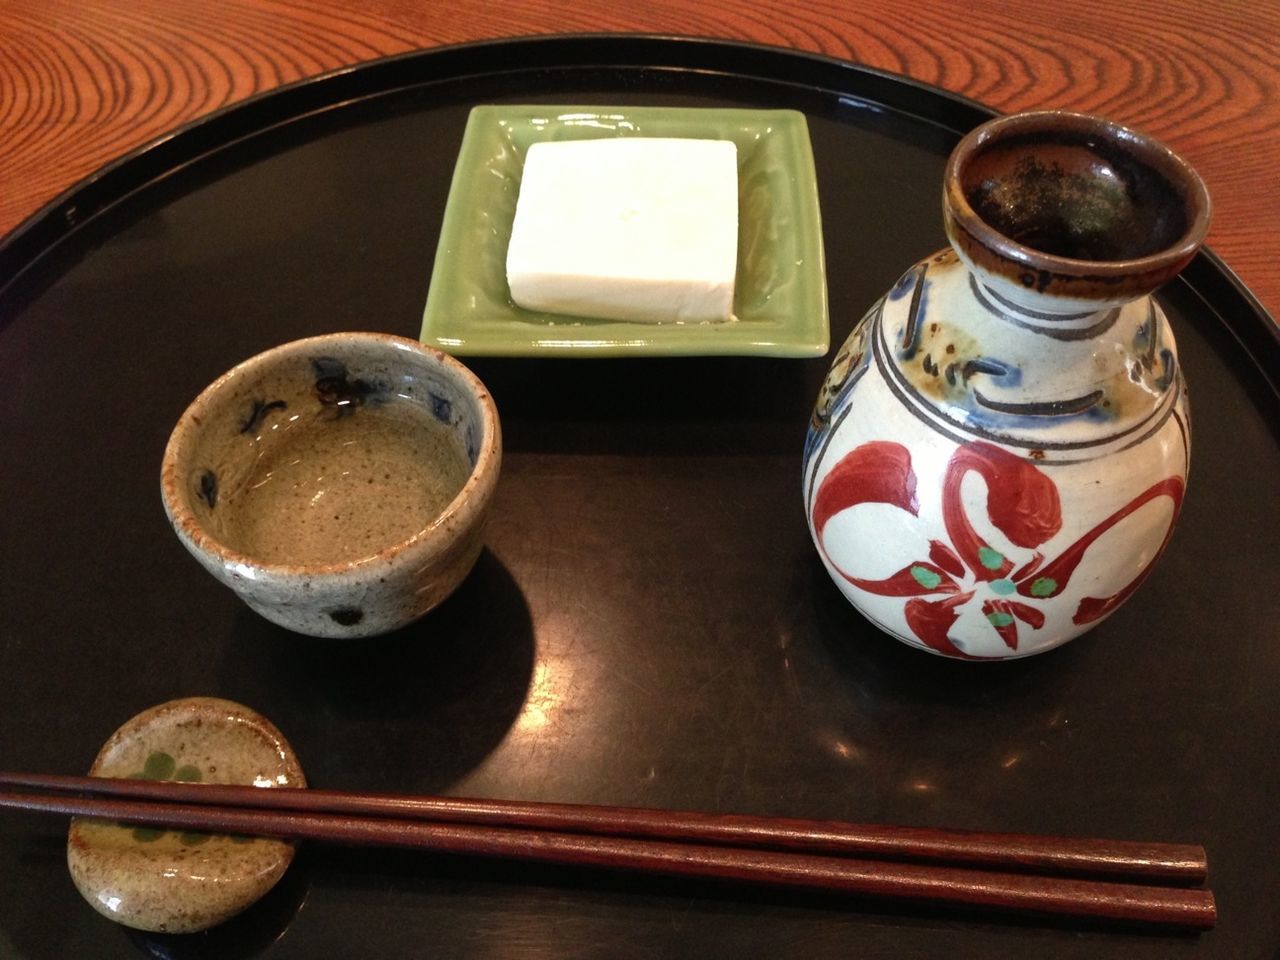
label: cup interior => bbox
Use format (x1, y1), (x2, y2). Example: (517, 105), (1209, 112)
(957, 134), (1188, 262)
(167, 335), (493, 569)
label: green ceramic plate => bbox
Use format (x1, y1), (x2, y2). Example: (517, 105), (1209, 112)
(421, 105), (828, 357)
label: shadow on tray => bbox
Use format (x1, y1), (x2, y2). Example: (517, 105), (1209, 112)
(214, 548), (536, 795)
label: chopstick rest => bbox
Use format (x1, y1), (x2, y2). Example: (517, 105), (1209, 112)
(58, 698), (306, 934)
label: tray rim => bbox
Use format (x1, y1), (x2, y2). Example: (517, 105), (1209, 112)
(0, 33), (1275, 389)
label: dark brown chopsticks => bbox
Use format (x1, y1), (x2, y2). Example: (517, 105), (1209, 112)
(0, 772), (1215, 930)
(0, 771), (1206, 883)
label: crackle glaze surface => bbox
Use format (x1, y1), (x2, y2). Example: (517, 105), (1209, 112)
(804, 248), (1190, 660)
(66, 698), (305, 933)
(160, 332), (502, 638)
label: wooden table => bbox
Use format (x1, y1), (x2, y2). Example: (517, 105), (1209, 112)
(3, 0), (1277, 319)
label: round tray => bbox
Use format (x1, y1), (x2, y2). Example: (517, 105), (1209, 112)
(1, 36), (1277, 960)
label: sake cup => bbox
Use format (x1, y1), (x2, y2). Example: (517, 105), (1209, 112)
(161, 332), (501, 638)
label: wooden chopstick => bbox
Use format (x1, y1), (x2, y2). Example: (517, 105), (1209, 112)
(0, 785), (1215, 929)
(0, 771), (1206, 886)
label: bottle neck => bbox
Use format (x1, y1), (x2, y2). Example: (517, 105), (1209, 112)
(966, 272), (1121, 340)
(955, 247), (1126, 336)
(875, 251), (1180, 456)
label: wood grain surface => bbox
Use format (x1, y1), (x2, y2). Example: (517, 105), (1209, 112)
(2, 0), (1277, 317)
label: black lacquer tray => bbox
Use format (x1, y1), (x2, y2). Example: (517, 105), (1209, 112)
(1, 36), (1277, 960)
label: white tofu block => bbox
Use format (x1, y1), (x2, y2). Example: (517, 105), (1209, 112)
(505, 138), (739, 323)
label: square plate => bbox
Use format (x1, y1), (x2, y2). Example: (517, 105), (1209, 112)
(420, 105), (828, 357)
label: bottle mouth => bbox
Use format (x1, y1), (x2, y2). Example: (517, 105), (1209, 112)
(943, 111), (1210, 300)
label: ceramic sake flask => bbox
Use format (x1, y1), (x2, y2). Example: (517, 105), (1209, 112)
(804, 111), (1210, 660)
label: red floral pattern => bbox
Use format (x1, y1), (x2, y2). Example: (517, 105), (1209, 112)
(812, 441), (1184, 658)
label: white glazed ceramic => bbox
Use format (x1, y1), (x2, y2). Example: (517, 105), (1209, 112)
(161, 332), (501, 638)
(804, 112), (1210, 660)
(67, 697), (304, 933)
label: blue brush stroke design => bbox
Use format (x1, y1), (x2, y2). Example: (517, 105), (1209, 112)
(465, 424), (478, 466)
(898, 271), (930, 361)
(312, 357), (390, 415)
(886, 265), (919, 302)
(803, 342), (872, 466)
(960, 395), (1116, 433)
(963, 356), (1023, 388)
(1154, 349), (1177, 392)
(239, 398), (288, 435)
(197, 470), (218, 509)
(429, 393), (453, 424)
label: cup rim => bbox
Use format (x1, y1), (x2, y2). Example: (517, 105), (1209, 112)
(943, 110), (1211, 284)
(160, 331), (501, 578)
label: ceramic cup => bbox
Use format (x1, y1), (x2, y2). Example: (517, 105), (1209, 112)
(161, 332), (501, 638)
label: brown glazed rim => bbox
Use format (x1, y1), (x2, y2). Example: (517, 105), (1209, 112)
(943, 110), (1211, 289)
